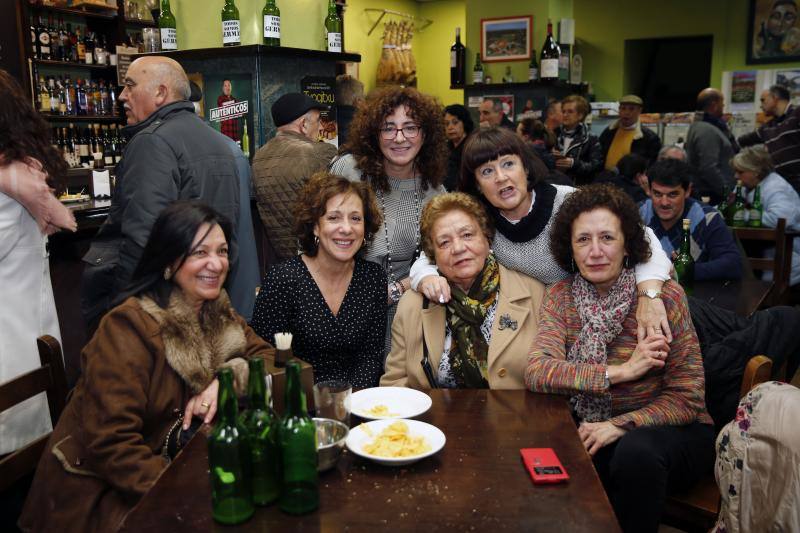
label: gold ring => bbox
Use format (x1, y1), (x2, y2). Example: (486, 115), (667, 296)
(200, 402), (210, 408)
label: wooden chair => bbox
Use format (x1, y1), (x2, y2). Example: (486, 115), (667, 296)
(663, 355), (774, 531)
(731, 218), (794, 306)
(0, 335), (69, 492)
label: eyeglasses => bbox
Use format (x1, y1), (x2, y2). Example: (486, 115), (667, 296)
(379, 125), (421, 140)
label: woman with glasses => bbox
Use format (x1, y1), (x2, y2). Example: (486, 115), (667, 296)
(330, 87), (447, 352)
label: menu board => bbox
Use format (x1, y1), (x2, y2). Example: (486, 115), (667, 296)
(301, 76), (338, 147)
(116, 46), (140, 86)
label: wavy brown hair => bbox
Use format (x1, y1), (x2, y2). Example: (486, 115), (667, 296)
(342, 86), (447, 193)
(294, 171), (383, 256)
(550, 183), (650, 272)
(0, 69), (66, 188)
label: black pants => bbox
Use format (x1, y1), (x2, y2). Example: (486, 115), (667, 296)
(591, 422), (715, 533)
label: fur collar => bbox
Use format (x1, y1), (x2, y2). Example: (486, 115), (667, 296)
(137, 290), (246, 393)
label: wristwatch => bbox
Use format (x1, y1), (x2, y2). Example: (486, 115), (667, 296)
(389, 281), (403, 303)
(637, 288), (663, 300)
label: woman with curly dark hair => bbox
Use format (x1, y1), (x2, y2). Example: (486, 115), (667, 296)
(526, 184), (714, 533)
(330, 86), (447, 351)
(250, 172), (388, 386)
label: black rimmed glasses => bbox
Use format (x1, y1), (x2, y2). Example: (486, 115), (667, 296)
(379, 124), (421, 140)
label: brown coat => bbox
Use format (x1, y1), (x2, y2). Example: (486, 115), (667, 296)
(19, 291), (273, 533)
(381, 265), (545, 390)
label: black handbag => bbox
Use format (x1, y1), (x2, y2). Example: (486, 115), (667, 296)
(420, 297), (439, 389)
(162, 415), (204, 461)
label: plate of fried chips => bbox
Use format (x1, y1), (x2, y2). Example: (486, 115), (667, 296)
(350, 387), (432, 420)
(346, 419), (445, 466)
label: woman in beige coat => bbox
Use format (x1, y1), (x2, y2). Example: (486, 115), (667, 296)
(20, 202), (273, 532)
(382, 192), (545, 389)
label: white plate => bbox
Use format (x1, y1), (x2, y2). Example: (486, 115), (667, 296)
(346, 419), (446, 466)
(350, 387), (432, 420)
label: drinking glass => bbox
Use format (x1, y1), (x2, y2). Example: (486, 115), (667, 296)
(142, 28), (161, 53)
(312, 381), (351, 427)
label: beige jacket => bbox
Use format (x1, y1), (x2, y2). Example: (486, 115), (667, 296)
(381, 264), (545, 390)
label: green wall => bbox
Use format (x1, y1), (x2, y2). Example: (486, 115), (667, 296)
(573, 0), (800, 102)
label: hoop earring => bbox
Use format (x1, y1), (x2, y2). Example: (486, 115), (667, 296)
(624, 255), (630, 269)
(314, 235), (319, 246)
(163, 267), (172, 280)
(571, 258), (576, 273)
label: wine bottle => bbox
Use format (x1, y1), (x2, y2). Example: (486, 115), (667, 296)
(450, 27), (466, 87)
(48, 16), (60, 63)
(673, 218), (695, 295)
(242, 123), (250, 155)
(502, 65), (514, 83)
(324, 0), (342, 53)
(748, 184), (763, 227)
(83, 31), (94, 65)
(30, 15), (38, 59)
(159, 0), (178, 51)
(540, 19), (560, 82)
(221, 0), (241, 47)
(279, 360), (318, 515)
(473, 53), (484, 84)
(208, 368), (255, 525)
(239, 358), (281, 506)
(262, 0), (281, 47)
(529, 48), (539, 82)
(731, 180), (747, 227)
(38, 16), (51, 60)
(76, 27), (85, 63)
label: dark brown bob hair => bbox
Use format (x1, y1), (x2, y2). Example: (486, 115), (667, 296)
(549, 183), (651, 272)
(459, 127), (548, 198)
(294, 171), (382, 256)
(342, 86), (447, 193)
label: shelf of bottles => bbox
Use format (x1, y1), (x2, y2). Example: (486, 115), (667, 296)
(53, 121), (127, 170)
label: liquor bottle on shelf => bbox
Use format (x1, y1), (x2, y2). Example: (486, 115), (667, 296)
(529, 48), (539, 82)
(48, 77), (58, 114)
(68, 23), (78, 62)
(78, 127), (91, 165)
(38, 16), (51, 60)
(502, 65), (514, 83)
(239, 357), (280, 506)
(48, 15), (59, 62)
(76, 26), (86, 63)
(324, 0), (342, 53)
(38, 78), (50, 113)
(262, 0), (281, 46)
(30, 15), (38, 59)
(65, 76), (76, 116)
(673, 218), (695, 295)
(76, 79), (88, 116)
(102, 126), (115, 166)
(473, 53), (484, 84)
(58, 80), (67, 116)
(540, 19), (561, 82)
(61, 127), (71, 155)
(748, 184), (763, 227)
(279, 360), (318, 515)
(208, 368), (255, 525)
(58, 17), (69, 61)
(450, 27), (465, 87)
(221, 0), (241, 47)
(84, 32), (94, 65)
(94, 35), (107, 66)
(731, 180), (747, 227)
(159, 0), (178, 51)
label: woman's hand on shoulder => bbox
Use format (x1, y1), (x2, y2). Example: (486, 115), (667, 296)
(614, 334), (669, 383)
(578, 421), (627, 456)
(417, 275), (451, 304)
(183, 378), (219, 429)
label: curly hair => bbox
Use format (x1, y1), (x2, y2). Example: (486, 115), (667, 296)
(0, 69), (66, 188)
(342, 86), (447, 193)
(419, 192), (494, 261)
(549, 184), (650, 272)
(294, 171), (383, 256)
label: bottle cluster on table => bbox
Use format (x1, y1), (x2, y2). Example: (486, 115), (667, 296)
(720, 180), (763, 228)
(52, 123), (125, 169)
(208, 358), (319, 525)
(31, 14), (116, 66)
(37, 75), (118, 117)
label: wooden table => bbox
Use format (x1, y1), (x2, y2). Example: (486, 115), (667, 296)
(120, 390), (620, 532)
(692, 279), (774, 317)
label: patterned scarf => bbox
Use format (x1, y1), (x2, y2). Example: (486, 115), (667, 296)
(444, 254), (500, 388)
(567, 267), (636, 421)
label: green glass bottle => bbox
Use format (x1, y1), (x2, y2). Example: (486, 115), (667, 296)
(262, 0), (281, 47)
(731, 179), (747, 227)
(241, 122), (250, 156)
(748, 184), (763, 228)
(673, 218), (695, 295)
(208, 368), (255, 525)
(324, 0), (342, 53)
(158, 0), (177, 51)
(473, 53), (484, 84)
(278, 360), (318, 515)
(239, 358), (280, 506)
(221, 0), (240, 47)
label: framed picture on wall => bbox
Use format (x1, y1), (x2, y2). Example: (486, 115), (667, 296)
(747, 0), (800, 64)
(480, 16), (533, 62)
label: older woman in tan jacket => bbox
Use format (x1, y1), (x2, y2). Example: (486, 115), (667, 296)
(381, 192), (545, 389)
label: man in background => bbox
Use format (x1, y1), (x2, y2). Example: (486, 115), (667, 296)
(252, 93), (336, 262)
(544, 99), (562, 133)
(739, 85), (793, 147)
(479, 97), (514, 130)
(599, 94), (661, 170)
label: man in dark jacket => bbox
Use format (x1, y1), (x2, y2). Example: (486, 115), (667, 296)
(81, 56), (242, 327)
(598, 94), (661, 170)
(553, 94), (602, 185)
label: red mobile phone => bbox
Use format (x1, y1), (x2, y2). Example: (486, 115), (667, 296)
(520, 448), (569, 484)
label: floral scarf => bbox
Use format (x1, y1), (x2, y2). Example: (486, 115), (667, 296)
(567, 267), (636, 421)
(444, 254), (500, 388)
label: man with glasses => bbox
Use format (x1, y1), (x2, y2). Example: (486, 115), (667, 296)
(252, 93), (336, 261)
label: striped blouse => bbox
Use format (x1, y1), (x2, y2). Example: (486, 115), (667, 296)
(526, 278), (713, 428)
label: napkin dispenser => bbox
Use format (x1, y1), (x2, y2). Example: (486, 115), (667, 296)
(263, 354), (315, 416)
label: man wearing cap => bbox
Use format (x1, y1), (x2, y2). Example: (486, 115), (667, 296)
(251, 93), (337, 261)
(80, 55), (242, 329)
(599, 94), (662, 171)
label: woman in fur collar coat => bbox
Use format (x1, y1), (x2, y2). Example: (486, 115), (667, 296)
(19, 202), (272, 533)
